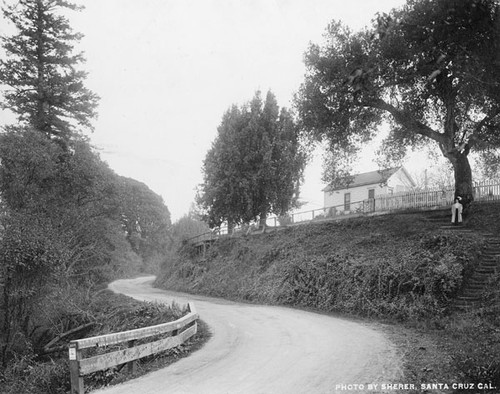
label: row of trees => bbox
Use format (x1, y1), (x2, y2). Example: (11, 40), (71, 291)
(0, 0), (171, 368)
(198, 0), (500, 226)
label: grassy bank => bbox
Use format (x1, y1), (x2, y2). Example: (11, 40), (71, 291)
(156, 206), (500, 392)
(0, 289), (210, 394)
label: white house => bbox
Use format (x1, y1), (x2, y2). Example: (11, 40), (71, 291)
(323, 167), (416, 213)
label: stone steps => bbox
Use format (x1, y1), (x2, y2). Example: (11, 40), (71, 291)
(457, 296), (483, 302)
(482, 249), (500, 254)
(441, 227), (500, 311)
(440, 226), (473, 232)
(454, 300), (481, 309)
(420, 223), (499, 310)
(475, 266), (497, 273)
(466, 284), (486, 291)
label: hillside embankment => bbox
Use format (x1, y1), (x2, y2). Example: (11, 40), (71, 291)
(156, 203), (500, 392)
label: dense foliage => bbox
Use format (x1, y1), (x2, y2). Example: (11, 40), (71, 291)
(157, 214), (483, 319)
(117, 176), (172, 273)
(0, 130), (173, 367)
(0, 291), (195, 394)
(197, 90), (307, 229)
(296, 0), (500, 207)
(171, 213), (210, 244)
(0, 1), (173, 388)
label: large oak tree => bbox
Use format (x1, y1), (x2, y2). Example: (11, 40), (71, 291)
(296, 0), (500, 207)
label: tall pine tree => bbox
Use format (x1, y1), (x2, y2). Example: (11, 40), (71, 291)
(0, 0), (98, 141)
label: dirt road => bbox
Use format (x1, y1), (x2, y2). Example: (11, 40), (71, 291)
(95, 276), (402, 394)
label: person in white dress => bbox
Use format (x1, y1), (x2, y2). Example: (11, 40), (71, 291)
(451, 197), (463, 225)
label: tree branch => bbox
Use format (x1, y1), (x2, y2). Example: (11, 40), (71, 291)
(363, 98), (445, 143)
(42, 322), (95, 354)
(464, 109), (500, 151)
(473, 109), (500, 136)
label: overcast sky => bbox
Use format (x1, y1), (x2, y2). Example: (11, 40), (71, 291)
(1, 0), (413, 221)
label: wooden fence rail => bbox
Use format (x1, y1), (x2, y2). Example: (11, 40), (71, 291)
(68, 302), (198, 394)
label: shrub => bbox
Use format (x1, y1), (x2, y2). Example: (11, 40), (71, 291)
(0, 290), (190, 394)
(0, 352), (69, 394)
(156, 214), (484, 322)
(445, 315), (500, 391)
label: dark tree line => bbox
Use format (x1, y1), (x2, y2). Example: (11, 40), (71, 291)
(0, 0), (171, 370)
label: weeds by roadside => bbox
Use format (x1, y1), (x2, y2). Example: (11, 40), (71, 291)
(0, 290), (210, 394)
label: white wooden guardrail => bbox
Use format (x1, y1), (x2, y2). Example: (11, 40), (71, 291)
(68, 302), (198, 394)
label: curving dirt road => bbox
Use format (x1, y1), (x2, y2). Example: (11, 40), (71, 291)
(94, 276), (402, 394)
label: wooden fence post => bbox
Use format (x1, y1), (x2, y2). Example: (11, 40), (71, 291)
(127, 340), (137, 374)
(69, 342), (84, 394)
(67, 303), (199, 391)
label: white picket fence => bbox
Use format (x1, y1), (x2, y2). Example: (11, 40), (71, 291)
(271, 179), (500, 226)
(474, 178), (500, 201)
(189, 179), (500, 242)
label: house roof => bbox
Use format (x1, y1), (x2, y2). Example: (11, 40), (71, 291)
(323, 167), (402, 192)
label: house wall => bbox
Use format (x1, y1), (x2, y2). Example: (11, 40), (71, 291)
(323, 168), (415, 212)
(324, 183), (391, 212)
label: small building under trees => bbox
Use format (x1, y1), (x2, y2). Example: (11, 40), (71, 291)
(323, 167), (415, 213)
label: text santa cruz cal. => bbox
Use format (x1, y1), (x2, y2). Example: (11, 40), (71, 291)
(421, 383), (496, 390)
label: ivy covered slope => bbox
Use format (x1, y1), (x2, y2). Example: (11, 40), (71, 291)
(156, 211), (487, 320)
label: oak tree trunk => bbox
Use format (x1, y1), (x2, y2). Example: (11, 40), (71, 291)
(450, 150), (474, 211)
(227, 220), (235, 235)
(259, 213), (267, 230)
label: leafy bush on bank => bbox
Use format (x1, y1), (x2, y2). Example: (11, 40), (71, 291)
(157, 214), (483, 320)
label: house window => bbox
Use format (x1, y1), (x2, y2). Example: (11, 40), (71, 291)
(368, 189), (375, 199)
(388, 188), (394, 195)
(344, 192), (351, 211)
